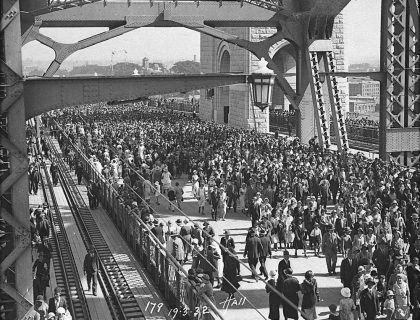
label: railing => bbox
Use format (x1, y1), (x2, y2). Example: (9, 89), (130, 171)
(54, 123), (223, 320)
(269, 112), (380, 148)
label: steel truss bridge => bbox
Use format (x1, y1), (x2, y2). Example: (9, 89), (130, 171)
(1, 0), (419, 318)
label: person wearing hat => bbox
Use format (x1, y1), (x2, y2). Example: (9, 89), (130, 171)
(56, 306), (68, 320)
(32, 250), (50, 300)
(209, 185), (220, 221)
(372, 241), (391, 277)
(34, 294), (49, 319)
(392, 273), (410, 320)
(341, 227), (353, 258)
(339, 287), (355, 320)
(249, 196), (261, 227)
(48, 287), (68, 315)
(259, 229), (272, 280)
(390, 228), (405, 258)
(321, 225), (339, 275)
(276, 250), (291, 290)
(220, 230), (235, 262)
(243, 229), (263, 282)
(202, 221), (215, 250)
(282, 268), (300, 320)
(266, 270), (280, 320)
(221, 247), (240, 300)
(83, 246), (99, 296)
(360, 277), (380, 320)
(180, 219), (193, 262)
(218, 186), (228, 221)
(309, 222), (322, 257)
(47, 312), (56, 320)
(293, 217), (307, 258)
(151, 220), (165, 244)
(383, 290), (395, 320)
(340, 250), (359, 291)
(301, 270), (320, 320)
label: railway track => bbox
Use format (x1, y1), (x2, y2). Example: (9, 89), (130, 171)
(39, 160), (92, 320)
(45, 135), (145, 320)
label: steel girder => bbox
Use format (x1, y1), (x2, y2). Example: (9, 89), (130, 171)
(380, 0), (420, 167)
(1, 1), (32, 319)
(22, 21), (134, 76)
(24, 73), (248, 119)
(35, 1), (285, 28)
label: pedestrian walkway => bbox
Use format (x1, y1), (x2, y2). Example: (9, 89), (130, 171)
(137, 178), (345, 320)
(46, 136), (172, 320)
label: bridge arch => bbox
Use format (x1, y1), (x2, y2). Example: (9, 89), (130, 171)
(216, 44), (231, 123)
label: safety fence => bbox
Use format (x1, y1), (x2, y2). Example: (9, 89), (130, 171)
(55, 126), (223, 320)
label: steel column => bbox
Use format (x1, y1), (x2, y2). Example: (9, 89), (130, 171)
(0, 1), (32, 319)
(380, 0), (420, 166)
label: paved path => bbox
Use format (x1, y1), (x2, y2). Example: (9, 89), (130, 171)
(145, 177), (345, 320)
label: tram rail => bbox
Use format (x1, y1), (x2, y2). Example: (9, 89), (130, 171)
(45, 135), (145, 320)
(39, 159), (92, 320)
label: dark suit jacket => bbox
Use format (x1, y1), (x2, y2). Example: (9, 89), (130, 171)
(360, 288), (379, 320)
(259, 235), (272, 257)
(220, 237), (235, 257)
(48, 297), (68, 315)
(83, 253), (99, 273)
(277, 259), (291, 288)
(151, 225), (165, 243)
(340, 258), (359, 286)
(244, 235), (262, 260)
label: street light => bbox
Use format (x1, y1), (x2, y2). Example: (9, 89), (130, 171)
(249, 58), (276, 112)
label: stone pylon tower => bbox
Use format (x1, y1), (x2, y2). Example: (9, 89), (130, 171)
(200, 13), (348, 134)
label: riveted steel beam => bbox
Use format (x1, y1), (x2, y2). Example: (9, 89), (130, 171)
(1, 0), (32, 317)
(36, 1), (286, 28)
(0, 210), (31, 274)
(0, 2), (19, 32)
(24, 73), (248, 119)
(0, 283), (32, 313)
(0, 133), (28, 196)
(22, 21), (135, 76)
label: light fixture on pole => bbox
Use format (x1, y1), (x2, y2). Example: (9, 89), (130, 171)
(249, 58), (276, 112)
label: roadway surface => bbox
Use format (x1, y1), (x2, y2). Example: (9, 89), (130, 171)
(143, 177), (345, 320)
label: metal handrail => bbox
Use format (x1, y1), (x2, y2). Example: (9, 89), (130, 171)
(51, 120), (225, 320)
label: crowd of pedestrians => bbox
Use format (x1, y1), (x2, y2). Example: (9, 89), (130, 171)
(27, 128), (72, 320)
(49, 102), (420, 320)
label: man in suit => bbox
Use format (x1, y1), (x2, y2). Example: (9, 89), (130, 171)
(277, 250), (291, 291)
(220, 230), (235, 262)
(360, 277), (380, 320)
(151, 220), (165, 244)
(340, 250), (359, 290)
(259, 229), (272, 280)
(48, 287), (68, 315)
(243, 229), (262, 282)
(83, 246), (99, 296)
(249, 196), (261, 227)
(372, 242), (391, 277)
(322, 225), (339, 275)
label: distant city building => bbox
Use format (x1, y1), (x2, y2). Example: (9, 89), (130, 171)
(349, 80), (380, 103)
(142, 57), (149, 69)
(349, 96), (376, 113)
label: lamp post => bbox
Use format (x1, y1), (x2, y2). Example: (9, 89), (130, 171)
(248, 58), (276, 132)
(249, 58), (276, 112)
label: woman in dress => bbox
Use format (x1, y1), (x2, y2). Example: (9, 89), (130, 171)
(339, 287), (355, 320)
(393, 274), (410, 320)
(301, 270), (319, 320)
(238, 183), (247, 213)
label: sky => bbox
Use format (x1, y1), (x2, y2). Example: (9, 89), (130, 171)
(22, 0), (381, 68)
